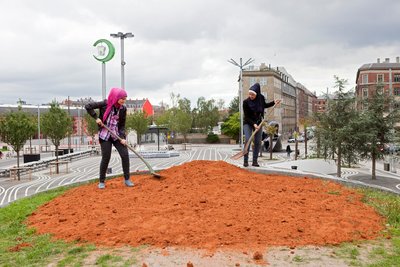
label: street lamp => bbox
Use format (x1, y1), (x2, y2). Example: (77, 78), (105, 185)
(110, 32), (134, 89)
(228, 57), (254, 148)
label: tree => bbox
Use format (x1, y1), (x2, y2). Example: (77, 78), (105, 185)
(217, 99), (225, 110)
(155, 93), (193, 142)
(228, 96), (239, 115)
(293, 131), (300, 160)
(27, 115), (38, 154)
(41, 103), (73, 174)
(172, 109), (192, 142)
(299, 117), (314, 158)
(315, 76), (356, 177)
(155, 108), (192, 142)
(193, 97), (219, 133)
(265, 125), (277, 160)
(84, 112), (98, 145)
(0, 107), (38, 180)
(358, 83), (399, 179)
(221, 112), (240, 141)
(126, 111), (150, 145)
(178, 97), (191, 114)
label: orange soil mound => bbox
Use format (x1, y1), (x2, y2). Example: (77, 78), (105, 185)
(27, 160), (385, 251)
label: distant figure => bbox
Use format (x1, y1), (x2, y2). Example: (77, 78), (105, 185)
(0, 151), (3, 159)
(286, 145), (292, 159)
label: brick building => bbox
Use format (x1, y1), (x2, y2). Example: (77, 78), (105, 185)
(355, 57), (400, 110)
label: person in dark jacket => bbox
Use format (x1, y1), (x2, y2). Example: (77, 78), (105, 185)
(85, 87), (134, 189)
(286, 144), (292, 159)
(243, 83), (280, 167)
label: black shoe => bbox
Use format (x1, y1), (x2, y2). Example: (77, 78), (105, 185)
(252, 162), (260, 167)
(243, 162), (249, 167)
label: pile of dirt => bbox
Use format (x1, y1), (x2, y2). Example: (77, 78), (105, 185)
(27, 160), (385, 251)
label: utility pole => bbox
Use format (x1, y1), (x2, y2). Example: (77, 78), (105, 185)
(388, 68), (396, 173)
(228, 57), (254, 148)
(67, 96), (71, 151)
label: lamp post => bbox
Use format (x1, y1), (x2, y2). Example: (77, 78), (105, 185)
(110, 32), (134, 89)
(37, 104), (41, 153)
(228, 58), (254, 148)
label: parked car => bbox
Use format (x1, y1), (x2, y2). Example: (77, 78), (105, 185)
(288, 136), (305, 143)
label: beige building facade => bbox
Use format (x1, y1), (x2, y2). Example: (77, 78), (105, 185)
(242, 63), (316, 136)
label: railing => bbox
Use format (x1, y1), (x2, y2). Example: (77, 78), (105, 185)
(0, 149), (95, 178)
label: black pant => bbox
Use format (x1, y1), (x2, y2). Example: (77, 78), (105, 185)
(99, 138), (130, 183)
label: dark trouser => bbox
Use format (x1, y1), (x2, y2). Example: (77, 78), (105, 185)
(99, 138), (130, 183)
(243, 124), (263, 163)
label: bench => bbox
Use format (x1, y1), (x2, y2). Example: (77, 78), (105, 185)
(49, 160), (69, 175)
(9, 166), (32, 180)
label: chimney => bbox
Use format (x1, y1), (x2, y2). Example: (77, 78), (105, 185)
(260, 63), (266, 69)
(397, 57), (400, 63)
(377, 58), (380, 63)
(385, 58), (390, 63)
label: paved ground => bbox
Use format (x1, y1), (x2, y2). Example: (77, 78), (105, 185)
(0, 144), (399, 207)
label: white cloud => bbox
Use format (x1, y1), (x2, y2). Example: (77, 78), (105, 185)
(1, 0), (400, 106)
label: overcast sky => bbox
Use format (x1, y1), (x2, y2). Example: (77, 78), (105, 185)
(1, 0), (400, 107)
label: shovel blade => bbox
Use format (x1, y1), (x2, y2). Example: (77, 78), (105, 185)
(151, 172), (162, 179)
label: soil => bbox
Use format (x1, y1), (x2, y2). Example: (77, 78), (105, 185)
(27, 160), (385, 264)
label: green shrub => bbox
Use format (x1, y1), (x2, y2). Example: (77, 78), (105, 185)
(206, 133), (220, 143)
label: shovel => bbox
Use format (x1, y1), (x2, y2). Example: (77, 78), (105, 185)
(231, 105), (277, 160)
(102, 125), (161, 179)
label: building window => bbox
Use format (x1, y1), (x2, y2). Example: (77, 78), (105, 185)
(394, 74), (400, 82)
(260, 77), (267, 86)
(377, 74), (384, 83)
(362, 74), (368, 84)
(249, 77), (256, 85)
(362, 88), (368, 98)
(274, 78), (281, 88)
(394, 87), (400, 96)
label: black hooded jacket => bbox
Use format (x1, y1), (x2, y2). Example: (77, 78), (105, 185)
(243, 83), (275, 127)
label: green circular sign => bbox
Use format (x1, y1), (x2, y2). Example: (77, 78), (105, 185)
(93, 39), (115, 63)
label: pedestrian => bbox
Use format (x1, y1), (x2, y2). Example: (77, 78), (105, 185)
(243, 83), (280, 167)
(286, 144), (292, 159)
(85, 87), (134, 189)
(0, 151), (3, 159)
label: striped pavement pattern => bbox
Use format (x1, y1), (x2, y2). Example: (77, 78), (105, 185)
(0, 145), (242, 207)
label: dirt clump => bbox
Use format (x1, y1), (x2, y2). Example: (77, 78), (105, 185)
(8, 242), (32, 252)
(27, 160), (385, 251)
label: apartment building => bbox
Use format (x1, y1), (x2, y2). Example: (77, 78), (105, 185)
(314, 98), (327, 113)
(355, 57), (400, 109)
(242, 63), (316, 135)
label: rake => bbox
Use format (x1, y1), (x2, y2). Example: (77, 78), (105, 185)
(231, 105), (277, 160)
(102, 125), (161, 178)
